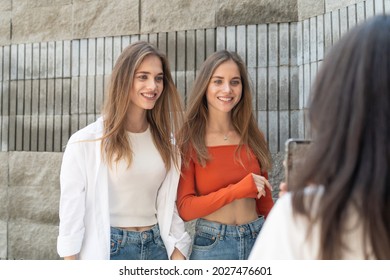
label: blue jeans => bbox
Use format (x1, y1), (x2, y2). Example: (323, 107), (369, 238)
(190, 217), (264, 260)
(110, 224), (168, 260)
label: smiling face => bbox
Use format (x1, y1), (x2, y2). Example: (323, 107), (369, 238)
(205, 59), (242, 115)
(128, 54), (164, 114)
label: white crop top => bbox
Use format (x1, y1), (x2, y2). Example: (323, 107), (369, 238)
(108, 127), (167, 227)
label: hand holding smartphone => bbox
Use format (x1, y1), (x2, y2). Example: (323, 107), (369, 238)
(284, 138), (311, 190)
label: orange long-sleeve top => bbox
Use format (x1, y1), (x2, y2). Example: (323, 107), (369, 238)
(176, 145), (274, 222)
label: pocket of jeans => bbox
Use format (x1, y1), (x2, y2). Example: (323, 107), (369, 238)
(110, 238), (121, 256)
(192, 231), (219, 250)
(153, 234), (167, 250)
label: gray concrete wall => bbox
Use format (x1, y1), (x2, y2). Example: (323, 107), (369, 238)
(1, 0), (390, 259)
(0, 152), (62, 259)
(0, 0), (300, 46)
(0, 24), (302, 154)
(0, 0), (375, 46)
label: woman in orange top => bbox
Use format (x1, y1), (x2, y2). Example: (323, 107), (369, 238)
(176, 50), (274, 260)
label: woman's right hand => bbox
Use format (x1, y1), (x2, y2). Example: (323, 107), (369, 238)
(64, 255), (78, 260)
(251, 174), (273, 199)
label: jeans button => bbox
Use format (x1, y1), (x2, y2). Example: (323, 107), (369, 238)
(142, 233), (148, 239)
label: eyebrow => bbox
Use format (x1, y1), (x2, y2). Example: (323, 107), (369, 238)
(136, 71), (164, 75)
(211, 75), (241, 79)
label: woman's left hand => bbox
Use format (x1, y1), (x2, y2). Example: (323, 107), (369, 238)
(171, 248), (186, 260)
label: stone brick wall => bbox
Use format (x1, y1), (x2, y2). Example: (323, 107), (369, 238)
(0, 152), (62, 259)
(0, 23), (303, 154)
(1, 1), (371, 46)
(0, 0), (389, 259)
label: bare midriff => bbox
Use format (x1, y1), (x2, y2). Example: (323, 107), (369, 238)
(202, 198), (258, 225)
(117, 225), (154, 232)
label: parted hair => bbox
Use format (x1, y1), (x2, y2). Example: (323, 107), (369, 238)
(293, 15), (390, 259)
(178, 50), (271, 171)
(101, 41), (183, 170)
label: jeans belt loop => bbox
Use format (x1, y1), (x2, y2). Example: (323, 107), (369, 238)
(120, 229), (128, 248)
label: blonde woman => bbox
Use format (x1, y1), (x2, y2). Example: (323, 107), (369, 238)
(57, 41), (191, 260)
(177, 50), (274, 260)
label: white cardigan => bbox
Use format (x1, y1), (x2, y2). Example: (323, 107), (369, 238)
(57, 117), (191, 259)
(249, 187), (374, 259)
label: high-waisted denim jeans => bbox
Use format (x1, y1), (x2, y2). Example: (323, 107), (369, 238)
(189, 216), (264, 260)
(110, 224), (168, 260)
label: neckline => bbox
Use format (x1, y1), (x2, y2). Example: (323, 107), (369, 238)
(207, 144), (241, 148)
(126, 126), (150, 135)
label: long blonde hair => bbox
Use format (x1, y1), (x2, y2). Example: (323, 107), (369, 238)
(101, 41), (183, 170)
(178, 50), (271, 171)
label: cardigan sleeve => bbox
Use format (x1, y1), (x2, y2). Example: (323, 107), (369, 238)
(57, 134), (87, 258)
(176, 157), (260, 221)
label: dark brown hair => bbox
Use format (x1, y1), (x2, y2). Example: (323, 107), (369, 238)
(293, 15), (390, 259)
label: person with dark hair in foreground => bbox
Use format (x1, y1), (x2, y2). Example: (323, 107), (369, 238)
(249, 15), (390, 259)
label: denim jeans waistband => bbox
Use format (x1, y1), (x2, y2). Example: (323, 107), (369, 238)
(110, 224), (160, 245)
(195, 217), (264, 239)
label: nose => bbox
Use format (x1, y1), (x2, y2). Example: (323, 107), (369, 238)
(146, 78), (158, 91)
(221, 82), (231, 93)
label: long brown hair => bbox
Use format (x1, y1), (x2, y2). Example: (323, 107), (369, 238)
(178, 50), (271, 171)
(293, 15), (390, 259)
(101, 41), (183, 170)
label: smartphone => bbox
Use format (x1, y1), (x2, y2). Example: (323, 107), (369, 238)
(284, 138), (311, 189)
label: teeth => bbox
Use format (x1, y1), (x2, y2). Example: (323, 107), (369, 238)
(142, 93), (156, 98)
(218, 97), (233, 102)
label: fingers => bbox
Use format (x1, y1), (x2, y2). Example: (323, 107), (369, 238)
(264, 179), (273, 191)
(256, 186), (266, 199)
(278, 182), (288, 198)
(251, 173), (273, 199)
(280, 182), (287, 192)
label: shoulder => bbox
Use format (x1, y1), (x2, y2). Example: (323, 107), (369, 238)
(67, 117), (104, 143)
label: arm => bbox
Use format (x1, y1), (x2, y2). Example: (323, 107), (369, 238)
(255, 171), (275, 218)
(176, 158), (259, 221)
(156, 157), (191, 259)
(170, 248), (186, 260)
(57, 136), (87, 259)
(64, 255), (78, 260)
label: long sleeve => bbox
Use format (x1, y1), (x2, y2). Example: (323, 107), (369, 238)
(156, 158), (191, 259)
(255, 171), (274, 218)
(176, 157), (259, 221)
(57, 134), (87, 257)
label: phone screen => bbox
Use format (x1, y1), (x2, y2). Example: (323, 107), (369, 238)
(284, 139), (311, 189)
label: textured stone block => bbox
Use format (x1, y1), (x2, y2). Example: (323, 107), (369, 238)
(298, 0), (325, 20)
(73, 0), (139, 39)
(0, 220), (6, 259)
(8, 152), (62, 187)
(8, 221), (60, 260)
(0, 12), (11, 46)
(0, 0), (11, 12)
(326, 0), (365, 12)
(12, 5), (73, 44)
(141, 0), (217, 34)
(0, 188), (7, 220)
(0, 153), (8, 188)
(216, 0), (298, 26)
(12, 0), (72, 9)
(8, 185), (60, 225)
